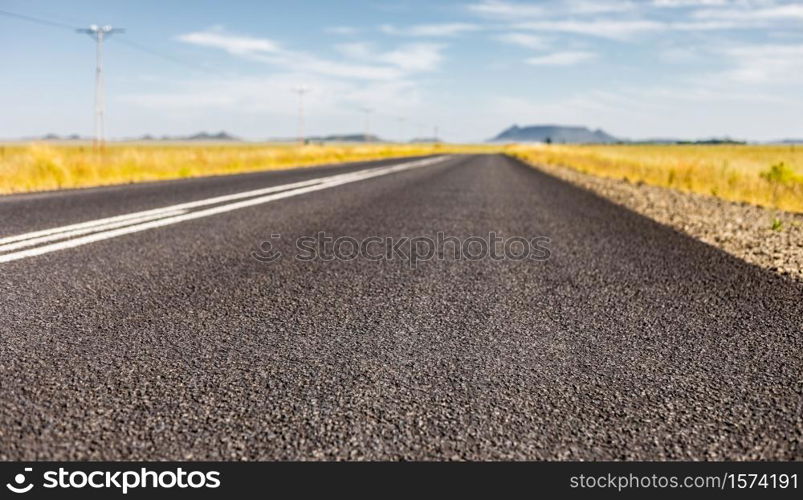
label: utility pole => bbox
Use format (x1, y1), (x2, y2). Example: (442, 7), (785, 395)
(434, 125), (439, 142)
(293, 85), (310, 145)
(360, 107), (373, 142)
(77, 24), (124, 148)
(397, 116), (406, 143)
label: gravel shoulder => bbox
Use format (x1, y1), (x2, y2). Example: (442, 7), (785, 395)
(518, 159), (803, 281)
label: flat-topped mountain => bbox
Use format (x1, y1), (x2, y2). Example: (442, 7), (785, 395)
(490, 124), (619, 143)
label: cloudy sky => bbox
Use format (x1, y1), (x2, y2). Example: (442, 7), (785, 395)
(1, 0), (802, 141)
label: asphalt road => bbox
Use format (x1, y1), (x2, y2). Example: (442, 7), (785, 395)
(0, 154), (801, 460)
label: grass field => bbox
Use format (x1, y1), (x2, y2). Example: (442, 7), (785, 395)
(3, 142), (802, 213)
(0, 142), (495, 194)
(509, 144), (803, 212)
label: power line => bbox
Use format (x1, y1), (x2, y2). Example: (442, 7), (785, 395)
(0, 8), (76, 30)
(1, 7), (232, 145)
(112, 38), (227, 76)
(0, 8), (222, 77)
(2, 7), (434, 144)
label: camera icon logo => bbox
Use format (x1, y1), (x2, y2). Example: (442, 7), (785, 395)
(6, 468), (34, 494)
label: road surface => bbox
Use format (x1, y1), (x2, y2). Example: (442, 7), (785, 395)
(0, 154), (801, 460)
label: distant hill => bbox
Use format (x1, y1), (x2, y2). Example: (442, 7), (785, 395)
(31, 131), (241, 142)
(127, 131), (240, 141)
(32, 133), (87, 141)
(675, 138), (745, 145)
(142, 131), (240, 141)
(632, 138), (746, 145)
(314, 134), (383, 143)
(266, 133), (385, 143)
(490, 124), (618, 143)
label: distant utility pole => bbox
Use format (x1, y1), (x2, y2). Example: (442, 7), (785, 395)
(434, 125), (439, 142)
(77, 24), (124, 148)
(360, 107), (373, 142)
(397, 116), (406, 143)
(293, 85), (310, 145)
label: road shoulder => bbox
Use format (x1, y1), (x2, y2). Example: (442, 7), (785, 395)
(515, 157), (803, 282)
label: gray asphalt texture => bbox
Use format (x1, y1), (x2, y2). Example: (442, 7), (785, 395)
(0, 154), (801, 460)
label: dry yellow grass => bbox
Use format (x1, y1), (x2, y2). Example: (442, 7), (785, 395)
(508, 144), (803, 212)
(4, 142), (802, 213)
(0, 142), (497, 194)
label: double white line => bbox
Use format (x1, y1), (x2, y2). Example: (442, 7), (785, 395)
(0, 156), (449, 264)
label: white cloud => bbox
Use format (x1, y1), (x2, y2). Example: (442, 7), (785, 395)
(123, 76), (420, 115)
(469, 0), (636, 17)
(495, 32), (548, 49)
(525, 50), (596, 65)
(325, 26), (358, 35)
(669, 19), (747, 30)
(565, 0), (637, 14)
(465, 0), (798, 38)
(719, 44), (803, 83)
(335, 42), (445, 72)
(692, 3), (803, 21)
(115, 73), (435, 139)
(176, 31), (281, 55)
(287, 57), (404, 80)
(102, 3), (803, 142)
(381, 44), (445, 71)
(634, 84), (788, 104)
(511, 18), (750, 39)
(335, 42), (374, 59)
(177, 29), (445, 81)
(653, 0), (729, 7)
(515, 19), (665, 39)
(379, 23), (481, 37)
(467, 0), (545, 19)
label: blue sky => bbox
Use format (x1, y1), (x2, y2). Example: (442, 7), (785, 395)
(1, 0), (802, 141)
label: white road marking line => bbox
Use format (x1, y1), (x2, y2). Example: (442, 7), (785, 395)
(0, 209), (187, 252)
(0, 178), (327, 246)
(0, 157), (443, 246)
(0, 155), (449, 264)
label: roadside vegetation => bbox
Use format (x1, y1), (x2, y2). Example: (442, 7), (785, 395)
(3, 142), (802, 213)
(0, 142), (496, 194)
(508, 144), (803, 212)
